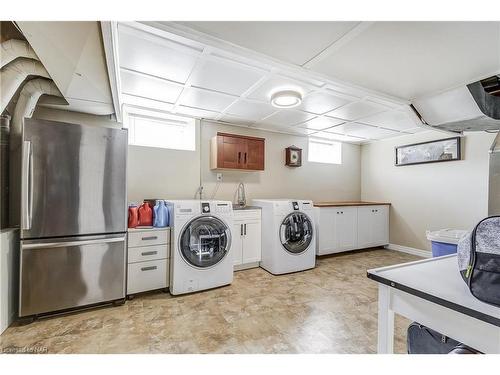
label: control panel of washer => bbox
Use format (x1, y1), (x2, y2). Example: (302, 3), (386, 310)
(201, 202), (211, 214)
(215, 202), (231, 214)
(292, 201), (299, 210)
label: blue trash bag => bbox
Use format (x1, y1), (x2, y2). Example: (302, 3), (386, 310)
(153, 200), (169, 227)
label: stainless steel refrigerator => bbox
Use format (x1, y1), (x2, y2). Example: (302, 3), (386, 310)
(13, 118), (128, 317)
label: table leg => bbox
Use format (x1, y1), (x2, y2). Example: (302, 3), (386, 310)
(377, 284), (395, 354)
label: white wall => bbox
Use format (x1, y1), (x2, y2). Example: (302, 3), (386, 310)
(361, 130), (496, 251)
(127, 122), (201, 203)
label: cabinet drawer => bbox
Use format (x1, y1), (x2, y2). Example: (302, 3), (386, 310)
(128, 244), (169, 264)
(127, 259), (168, 295)
(128, 229), (170, 248)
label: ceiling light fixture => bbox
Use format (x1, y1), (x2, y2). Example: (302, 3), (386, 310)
(271, 90), (302, 109)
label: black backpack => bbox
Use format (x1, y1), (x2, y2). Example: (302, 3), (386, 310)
(457, 216), (500, 307)
(407, 323), (480, 354)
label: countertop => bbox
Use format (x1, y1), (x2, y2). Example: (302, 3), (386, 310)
(314, 201), (391, 207)
(232, 205), (262, 211)
(128, 226), (170, 232)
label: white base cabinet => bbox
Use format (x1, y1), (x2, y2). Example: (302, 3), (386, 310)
(357, 206), (390, 249)
(233, 209), (261, 270)
(315, 205), (389, 255)
(1, 229), (19, 335)
(127, 227), (170, 296)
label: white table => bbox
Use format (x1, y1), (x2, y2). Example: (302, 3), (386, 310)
(368, 255), (500, 354)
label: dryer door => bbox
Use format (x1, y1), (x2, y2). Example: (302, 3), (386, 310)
(279, 212), (314, 254)
(179, 215), (231, 268)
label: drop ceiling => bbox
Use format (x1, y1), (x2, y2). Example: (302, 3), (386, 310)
(114, 21), (499, 143)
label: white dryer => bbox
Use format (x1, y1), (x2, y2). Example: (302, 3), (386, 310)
(167, 200), (234, 295)
(252, 199), (316, 275)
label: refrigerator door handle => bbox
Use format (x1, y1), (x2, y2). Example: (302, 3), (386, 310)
(29, 142), (34, 229)
(21, 141), (32, 230)
(22, 236), (125, 250)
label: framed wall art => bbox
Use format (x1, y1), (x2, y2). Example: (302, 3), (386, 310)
(395, 137), (461, 166)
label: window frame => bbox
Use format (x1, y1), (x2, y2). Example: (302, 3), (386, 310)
(124, 106), (196, 151)
(307, 138), (342, 165)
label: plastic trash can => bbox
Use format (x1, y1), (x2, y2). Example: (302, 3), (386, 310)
(426, 229), (468, 257)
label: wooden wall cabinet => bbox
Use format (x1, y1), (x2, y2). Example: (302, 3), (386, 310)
(211, 132), (265, 171)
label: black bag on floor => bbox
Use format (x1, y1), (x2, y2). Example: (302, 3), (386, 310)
(457, 216), (500, 307)
(448, 343), (482, 354)
(407, 322), (459, 354)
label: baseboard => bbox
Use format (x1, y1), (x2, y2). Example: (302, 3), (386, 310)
(385, 243), (431, 258)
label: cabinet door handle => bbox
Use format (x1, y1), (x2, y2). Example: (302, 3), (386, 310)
(141, 236), (158, 241)
(141, 266), (157, 271)
(241, 224), (243, 236)
(244, 223), (247, 235)
(238, 152), (241, 163)
(244, 152), (247, 164)
(141, 251), (158, 256)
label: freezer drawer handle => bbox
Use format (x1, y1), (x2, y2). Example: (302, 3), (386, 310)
(141, 251), (158, 256)
(141, 266), (157, 271)
(141, 236), (158, 241)
(23, 237), (125, 249)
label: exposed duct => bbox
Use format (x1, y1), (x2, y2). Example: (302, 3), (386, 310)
(0, 58), (50, 113)
(0, 39), (38, 68)
(11, 78), (64, 137)
(412, 75), (500, 133)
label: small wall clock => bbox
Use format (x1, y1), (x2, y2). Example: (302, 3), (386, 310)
(285, 146), (302, 167)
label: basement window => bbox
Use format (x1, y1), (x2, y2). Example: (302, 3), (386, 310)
(124, 107), (196, 151)
(308, 138), (342, 165)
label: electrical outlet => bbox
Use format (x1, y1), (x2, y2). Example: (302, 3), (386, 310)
(216, 173), (223, 182)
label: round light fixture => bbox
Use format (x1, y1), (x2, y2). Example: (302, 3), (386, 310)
(270, 90), (302, 109)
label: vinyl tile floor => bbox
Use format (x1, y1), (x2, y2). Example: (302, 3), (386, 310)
(0, 248), (419, 354)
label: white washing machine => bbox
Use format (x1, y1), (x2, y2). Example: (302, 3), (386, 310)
(252, 199), (316, 275)
(167, 200), (234, 295)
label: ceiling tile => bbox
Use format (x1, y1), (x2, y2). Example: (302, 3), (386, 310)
(247, 76), (315, 102)
(329, 122), (400, 139)
(298, 91), (352, 115)
(225, 99), (277, 120)
(179, 87), (237, 112)
(190, 58), (264, 96)
(298, 116), (345, 131)
(119, 26), (201, 84)
(120, 69), (183, 103)
(121, 93), (175, 113)
(326, 100), (386, 121)
(259, 109), (316, 127)
(359, 109), (419, 131)
(311, 132), (365, 143)
(178, 21), (360, 66)
(311, 22), (500, 99)
(219, 115), (256, 126)
(176, 105), (219, 119)
(405, 126), (428, 134)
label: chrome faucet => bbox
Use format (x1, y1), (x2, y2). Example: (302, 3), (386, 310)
(236, 182), (246, 207)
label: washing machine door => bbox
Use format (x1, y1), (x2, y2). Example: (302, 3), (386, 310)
(279, 212), (314, 254)
(179, 215), (231, 268)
